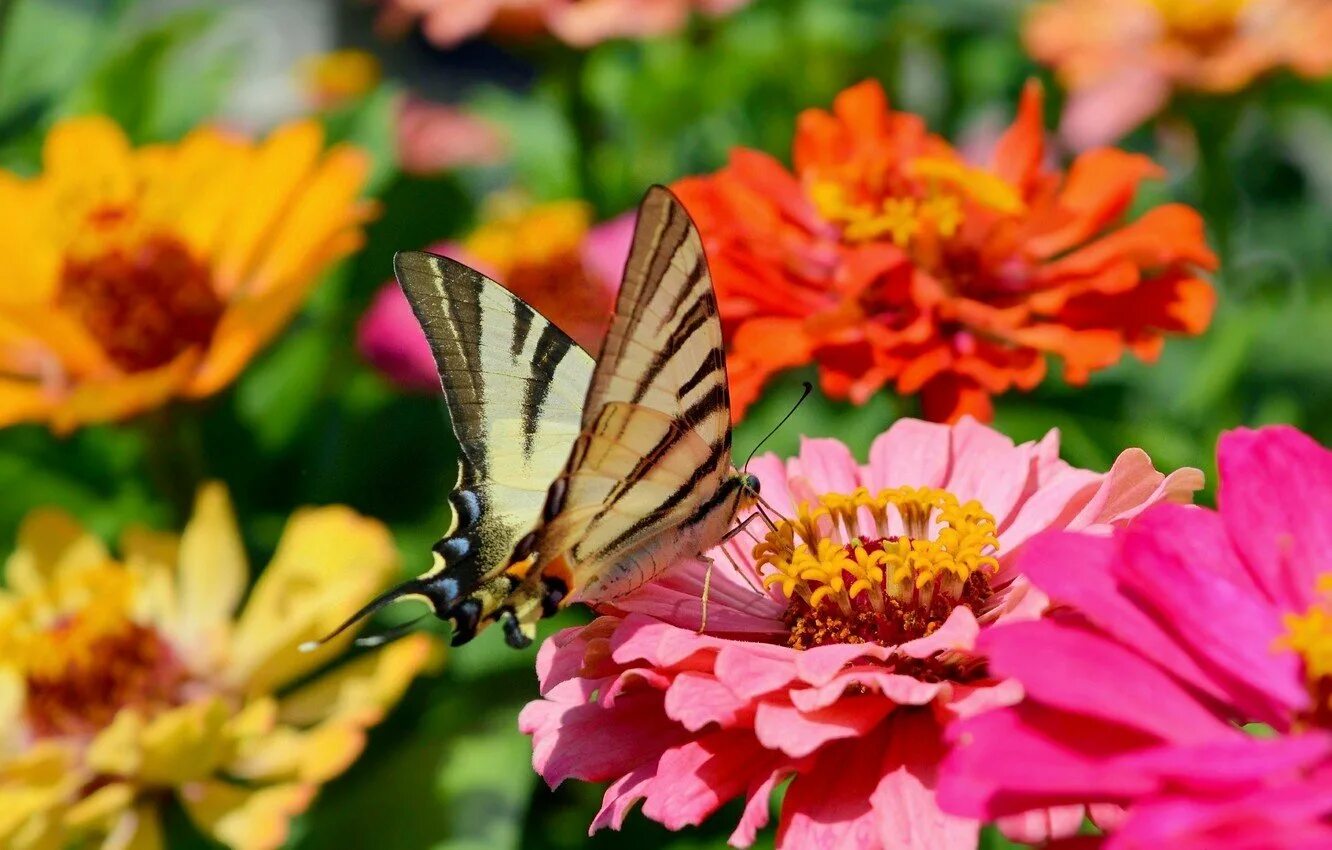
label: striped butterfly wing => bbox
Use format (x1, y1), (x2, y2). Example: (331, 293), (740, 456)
(506, 186), (748, 630)
(389, 251), (595, 619)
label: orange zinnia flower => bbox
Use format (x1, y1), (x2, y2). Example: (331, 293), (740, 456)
(0, 116), (373, 433)
(1027, 0), (1332, 148)
(673, 80), (1218, 424)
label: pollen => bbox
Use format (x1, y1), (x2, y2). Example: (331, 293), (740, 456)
(1279, 574), (1332, 726)
(58, 227), (224, 373)
(755, 487), (999, 660)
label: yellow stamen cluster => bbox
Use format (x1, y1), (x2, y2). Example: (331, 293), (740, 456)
(1280, 574), (1332, 720)
(757, 486), (1000, 619)
(809, 159), (1023, 251)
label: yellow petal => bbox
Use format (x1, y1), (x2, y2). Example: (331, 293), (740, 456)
(0, 377), (57, 430)
(86, 710), (146, 777)
(5, 509), (108, 595)
(245, 145), (371, 297)
(0, 667), (27, 752)
(180, 781), (314, 850)
(175, 483), (247, 651)
(65, 782), (134, 831)
(226, 697), (278, 741)
(278, 633), (439, 728)
(225, 722), (364, 784)
(211, 121), (324, 298)
(227, 507), (397, 696)
(134, 698), (232, 785)
(46, 349), (198, 434)
(0, 742), (81, 845)
(120, 526), (179, 632)
(101, 803), (163, 850)
(0, 175), (60, 306)
(41, 117), (136, 215)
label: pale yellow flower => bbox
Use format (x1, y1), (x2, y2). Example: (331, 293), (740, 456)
(0, 485), (440, 850)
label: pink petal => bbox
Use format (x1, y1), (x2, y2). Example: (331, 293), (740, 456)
(943, 417), (1032, 528)
(357, 282), (441, 392)
(995, 464), (1101, 557)
(754, 696), (894, 758)
(943, 679), (1023, 719)
(792, 641), (893, 686)
(1066, 448), (1202, 532)
(593, 762), (657, 833)
(1012, 527), (1302, 725)
(1218, 426), (1332, 612)
(1058, 67), (1171, 151)
(664, 671), (755, 731)
(730, 766), (792, 848)
(1114, 505), (1310, 722)
(898, 606), (980, 657)
(580, 212), (635, 294)
(787, 437), (862, 504)
(869, 711), (980, 850)
(996, 805), (1087, 844)
(940, 703), (1159, 816)
(610, 556), (785, 635)
(713, 643), (802, 699)
(865, 418), (952, 490)
(778, 732), (890, 849)
(789, 668), (944, 712)
(610, 615), (728, 668)
(639, 730), (780, 831)
(980, 620), (1237, 742)
(748, 452), (796, 516)
(523, 687), (690, 785)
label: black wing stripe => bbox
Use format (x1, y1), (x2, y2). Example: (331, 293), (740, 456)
(520, 322), (574, 460)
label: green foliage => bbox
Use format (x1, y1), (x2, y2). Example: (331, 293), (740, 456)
(1, 0), (1331, 847)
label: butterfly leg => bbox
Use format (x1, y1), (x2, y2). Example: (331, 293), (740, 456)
(698, 555), (714, 635)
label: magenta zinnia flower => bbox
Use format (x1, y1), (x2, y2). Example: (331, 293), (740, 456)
(939, 425), (1332, 849)
(520, 418), (1200, 848)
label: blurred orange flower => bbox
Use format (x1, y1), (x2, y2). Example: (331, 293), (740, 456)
(674, 80), (1218, 423)
(0, 116), (373, 433)
(376, 0), (753, 48)
(299, 49), (383, 109)
(0, 484), (439, 850)
(1027, 0), (1332, 147)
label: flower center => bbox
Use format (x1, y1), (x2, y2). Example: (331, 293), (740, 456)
(755, 486), (999, 664)
(1148, 0), (1250, 35)
(1, 563), (189, 738)
(1280, 574), (1332, 728)
(58, 216), (223, 372)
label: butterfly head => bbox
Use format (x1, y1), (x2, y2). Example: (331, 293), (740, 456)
(738, 472), (762, 511)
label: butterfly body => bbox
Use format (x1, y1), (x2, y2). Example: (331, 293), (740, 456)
(338, 187), (755, 650)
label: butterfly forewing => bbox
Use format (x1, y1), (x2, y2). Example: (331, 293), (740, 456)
(518, 187), (744, 609)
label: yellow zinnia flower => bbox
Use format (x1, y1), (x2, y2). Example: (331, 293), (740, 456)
(0, 116), (374, 433)
(0, 484), (439, 850)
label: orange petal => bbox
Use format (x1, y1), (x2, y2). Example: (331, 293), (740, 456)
(46, 349), (197, 434)
(991, 81), (1046, 190)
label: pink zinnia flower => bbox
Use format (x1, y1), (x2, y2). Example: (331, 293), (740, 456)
(358, 202), (633, 391)
(939, 425), (1332, 848)
(375, 0), (754, 48)
(395, 96), (507, 176)
(520, 418), (1201, 848)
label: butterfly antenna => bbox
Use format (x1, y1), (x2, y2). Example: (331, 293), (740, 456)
(298, 578), (427, 653)
(742, 382), (813, 473)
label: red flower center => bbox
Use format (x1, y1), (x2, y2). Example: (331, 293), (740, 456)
(3, 564), (191, 739)
(755, 487), (998, 679)
(59, 219), (223, 372)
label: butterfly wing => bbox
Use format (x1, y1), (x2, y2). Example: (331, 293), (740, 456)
(381, 251), (595, 637)
(497, 186), (750, 645)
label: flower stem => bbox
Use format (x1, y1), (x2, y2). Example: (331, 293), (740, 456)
(141, 404), (207, 524)
(1189, 96), (1244, 281)
(560, 47), (602, 213)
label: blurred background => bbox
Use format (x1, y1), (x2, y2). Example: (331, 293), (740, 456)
(1, 0), (1330, 847)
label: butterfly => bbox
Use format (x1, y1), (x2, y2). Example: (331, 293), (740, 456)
(324, 186), (761, 650)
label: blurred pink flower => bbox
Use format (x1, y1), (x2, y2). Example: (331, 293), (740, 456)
(1026, 0), (1332, 148)
(396, 96), (507, 176)
(359, 202), (632, 391)
(940, 425), (1332, 848)
(520, 419), (1201, 848)
(376, 0), (754, 48)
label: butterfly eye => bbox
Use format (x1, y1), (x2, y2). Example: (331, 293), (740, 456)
(742, 473), (761, 495)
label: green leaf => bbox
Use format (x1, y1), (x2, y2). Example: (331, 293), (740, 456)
(321, 83), (402, 196)
(58, 9), (226, 143)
